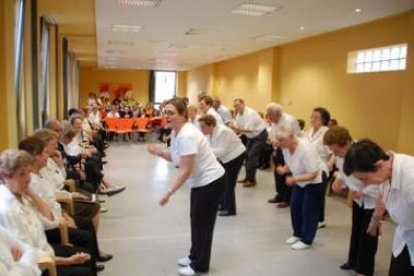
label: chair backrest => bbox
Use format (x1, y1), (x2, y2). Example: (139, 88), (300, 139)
(135, 118), (150, 130)
(117, 118), (134, 133)
(105, 118), (118, 130)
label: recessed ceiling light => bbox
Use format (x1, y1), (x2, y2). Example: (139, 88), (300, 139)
(232, 2), (281, 17)
(256, 35), (287, 42)
(111, 24), (143, 32)
(299, 26), (305, 31)
(116, 0), (161, 8)
(355, 8), (362, 13)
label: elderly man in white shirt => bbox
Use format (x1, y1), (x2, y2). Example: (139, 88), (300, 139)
(0, 225), (40, 276)
(324, 126), (380, 276)
(344, 139), (414, 276)
(232, 98), (268, 187)
(266, 102), (302, 207)
(212, 97), (233, 125)
(199, 114), (246, 216)
(198, 95), (224, 125)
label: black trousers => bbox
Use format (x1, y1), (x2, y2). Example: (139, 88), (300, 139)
(318, 172), (331, 223)
(189, 176), (225, 272)
(244, 129), (268, 182)
(347, 202), (378, 275)
(220, 152), (246, 215)
(389, 246), (414, 276)
(51, 244), (94, 276)
(273, 148), (292, 203)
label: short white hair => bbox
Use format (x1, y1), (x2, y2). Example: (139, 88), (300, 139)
(275, 123), (294, 140)
(266, 102), (283, 115)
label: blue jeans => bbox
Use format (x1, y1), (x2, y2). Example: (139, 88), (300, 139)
(290, 184), (323, 245)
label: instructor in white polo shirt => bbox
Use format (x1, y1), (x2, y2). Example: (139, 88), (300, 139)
(148, 98), (225, 276)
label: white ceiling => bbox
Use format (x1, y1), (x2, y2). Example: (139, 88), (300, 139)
(95, 0), (414, 71)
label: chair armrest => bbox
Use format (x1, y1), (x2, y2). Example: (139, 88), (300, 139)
(38, 251), (57, 276)
(63, 179), (77, 192)
(59, 217), (72, 246)
(56, 192), (74, 216)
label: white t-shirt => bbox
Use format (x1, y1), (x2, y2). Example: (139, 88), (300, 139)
(88, 111), (102, 126)
(208, 124), (246, 164)
(335, 157), (380, 209)
(235, 106), (266, 138)
(282, 138), (327, 187)
(170, 123), (225, 188)
(106, 111), (120, 119)
(207, 107), (224, 125)
(304, 126), (332, 164)
(0, 226), (40, 276)
(216, 105), (233, 125)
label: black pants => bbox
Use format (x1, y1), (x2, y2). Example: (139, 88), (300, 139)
(318, 172), (331, 223)
(389, 246), (414, 276)
(51, 244), (94, 276)
(189, 176), (225, 272)
(347, 202), (378, 275)
(273, 148), (292, 203)
(258, 143), (272, 168)
(244, 129), (268, 182)
(220, 152), (245, 215)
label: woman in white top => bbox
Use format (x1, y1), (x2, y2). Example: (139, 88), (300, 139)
(304, 107), (333, 228)
(343, 139), (414, 276)
(148, 98), (225, 276)
(0, 149), (93, 276)
(275, 123), (327, 250)
(324, 127), (380, 276)
(199, 115), (246, 216)
(0, 225), (40, 276)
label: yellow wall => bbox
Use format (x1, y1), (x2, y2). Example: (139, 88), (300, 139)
(186, 11), (414, 153)
(0, 0), (18, 151)
(79, 67), (150, 106)
(177, 71), (187, 98)
(279, 11), (414, 153)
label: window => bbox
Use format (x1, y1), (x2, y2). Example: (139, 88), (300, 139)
(348, 43), (407, 73)
(14, 0), (25, 140)
(154, 71), (177, 103)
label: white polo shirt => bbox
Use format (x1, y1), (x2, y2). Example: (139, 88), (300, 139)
(269, 112), (302, 139)
(170, 122), (225, 188)
(216, 105), (233, 125)
(207, 124), (246, 164)
(282, 138), (327, 187)
(383, 153), (414, 265)
(207, 107), (224, 125)
(335, 157), (380, 209)
(235, 106), (266, 138)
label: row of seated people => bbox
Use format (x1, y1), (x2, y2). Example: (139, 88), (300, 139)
(0, 108), (126, 275)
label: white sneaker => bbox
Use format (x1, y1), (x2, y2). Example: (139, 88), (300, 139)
(291, 241), (311, 250)
(177, 256), (191, 267)
(285, 236), (300, 244)
(178, 265), (196, 276)
(100, 203), (108, 213)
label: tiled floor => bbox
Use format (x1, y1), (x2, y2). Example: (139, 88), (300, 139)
(98, 139), (394, 276)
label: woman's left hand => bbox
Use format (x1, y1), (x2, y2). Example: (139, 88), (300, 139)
(159, 192), (171, 206)
(286, 176), (296, 186)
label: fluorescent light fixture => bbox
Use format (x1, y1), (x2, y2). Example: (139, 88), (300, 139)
(116, 0), (161, 8)
(232, 2), (281, 16)
(111, 24), (143, 32)
(256, 35), (287, 42)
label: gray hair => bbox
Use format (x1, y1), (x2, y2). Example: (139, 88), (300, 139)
(275, 123), (294, 140)
(266, 102), (283, 115)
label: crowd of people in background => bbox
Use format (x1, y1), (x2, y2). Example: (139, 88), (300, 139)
(0, 91), (412, 276)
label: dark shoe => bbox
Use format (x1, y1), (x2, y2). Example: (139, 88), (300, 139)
(261, 165), (270, 170)
(237, 179), (247, 184)
(276, 202), (289, 208)
(106, 186), (126, 197)
(218, 210), (235, 216)
(339, 263), (354, 270)
(96, 264), (105, 272)
(243, 181), (256, 187)
(98, 253), (113, 262)
(267, 197), (280, 203)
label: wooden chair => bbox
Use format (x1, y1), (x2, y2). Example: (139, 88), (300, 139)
(63, 179), (76, 193)
(38, 251), (57, 276)
(59, 217), (72, 246)
(56, 192), (74, 216)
